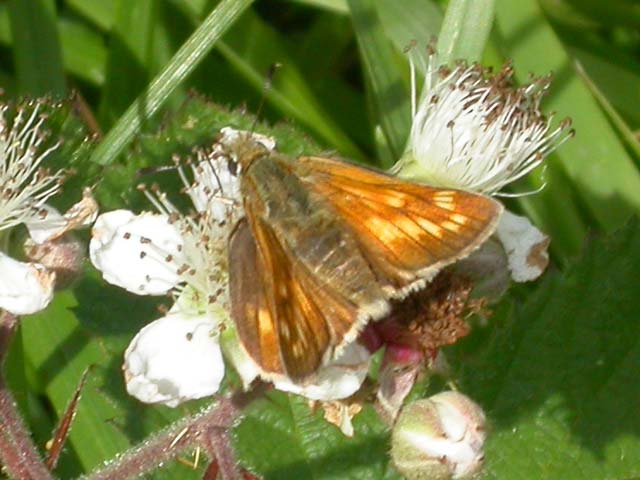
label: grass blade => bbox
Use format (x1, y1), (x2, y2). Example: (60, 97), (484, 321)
(347, 0), (411, 163)
(8, 0), (65, 96)
(90, 0), (254, 166)
(437, 0), (496, 64)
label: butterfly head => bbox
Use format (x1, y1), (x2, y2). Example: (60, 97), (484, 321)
(217, 127), (277, 176)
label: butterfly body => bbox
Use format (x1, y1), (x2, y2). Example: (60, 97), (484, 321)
(225, 133), (503, 382)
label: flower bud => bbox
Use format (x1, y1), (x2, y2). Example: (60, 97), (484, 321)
(391, 391), (486, 480)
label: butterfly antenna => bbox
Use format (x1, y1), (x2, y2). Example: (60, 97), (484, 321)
(250, 62), (281, 134)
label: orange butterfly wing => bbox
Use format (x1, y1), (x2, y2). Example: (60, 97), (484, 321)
(296, 155), (503, 297)
(229, 214), (364, 381)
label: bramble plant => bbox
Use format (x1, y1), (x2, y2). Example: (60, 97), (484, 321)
(1, 1), (639, 480)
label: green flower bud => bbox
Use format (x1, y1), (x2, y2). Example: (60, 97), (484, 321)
(391, 391), (487, 480)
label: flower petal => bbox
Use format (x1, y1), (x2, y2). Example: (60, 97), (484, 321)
(90, 210), (186, 295)
(495, 210), (550, 282)
(123, 312), (224, 407)
(219, 326), (261, 389)
(274, 342), (371, 401)
(453, 237), (510, 299)
(0, 252), (55, 314)
(26, 189), (99, 244)
(24, 205), (66, 244)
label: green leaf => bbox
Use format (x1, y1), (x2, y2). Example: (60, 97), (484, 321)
(347, 0), (411, 164)
(234, 392), (400, 480)
(65, 0), (117, 31)
(215, 10), (364, 160)
(8, 0), (66, 96)
(437, 0), (496, 64)
(98, 0), (160, 128)
(376, 0), (442, 58)
(58, 18), (107, 86)
(285, 0), (349, 14)
(451, 219), (640, 479)
(495, 0), (640, 234)
(90, 0), (254, 166)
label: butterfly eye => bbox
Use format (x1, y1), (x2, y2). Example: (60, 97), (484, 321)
(228, 157), (239, 176)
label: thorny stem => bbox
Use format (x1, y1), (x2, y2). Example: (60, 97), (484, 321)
(0, 311), (53, 480)
(82, 385), (266, 480)
(202, 423), (242, 480)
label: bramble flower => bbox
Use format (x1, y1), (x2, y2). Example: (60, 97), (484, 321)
(91, 131), (370, 407)
(0, 103), (97, 315)
(393, 53), (573, 282)
(90, 146), (240, 407)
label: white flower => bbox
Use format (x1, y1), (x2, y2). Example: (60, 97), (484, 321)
(90, 210), (186, 295)
(393, 55), (571, 282)
(90, 145), (241, 406)
(395, 56), (573, 195)
(123, 311), (225, 407)
(391, 391), (487, 480)
(0, 103), (96, 315)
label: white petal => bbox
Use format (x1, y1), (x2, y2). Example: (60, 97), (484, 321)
(495, 210), (550, 282)
(89, 210), (186, 295)
(453, 237), (510, 300)
(274, 342), (370, 401)
(123, 312), (224, 407)
(0, 252), (55, 314)
(219, 327), (261, 389)
(25, 189), (99, 244)
(24, 205), (66, 244)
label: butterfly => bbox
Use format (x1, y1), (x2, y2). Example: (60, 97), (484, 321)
(223, 131), (502, 382)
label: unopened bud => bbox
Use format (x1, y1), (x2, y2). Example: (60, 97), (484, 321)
(391, 391), (487, 480)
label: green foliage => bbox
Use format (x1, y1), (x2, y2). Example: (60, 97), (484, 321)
(451, 219), (640, 479)
(234, 393), (400, 480)
(1, 0), (640, 478)
(230, 220), (640, 480)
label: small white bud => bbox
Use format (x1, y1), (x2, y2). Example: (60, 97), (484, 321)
(391, 391), (487, 480)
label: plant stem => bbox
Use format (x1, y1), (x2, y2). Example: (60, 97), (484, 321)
(82, 387), (264, 480)
(0, 312), (53, 480)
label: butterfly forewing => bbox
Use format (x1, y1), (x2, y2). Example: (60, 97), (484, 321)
(296, 155), (503, 294)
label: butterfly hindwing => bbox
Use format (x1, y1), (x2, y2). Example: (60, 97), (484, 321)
(229, 212), (364, 380)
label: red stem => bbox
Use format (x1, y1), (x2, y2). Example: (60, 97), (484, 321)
(85, 388), (262, 480)
(0, 312), (53, 480)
